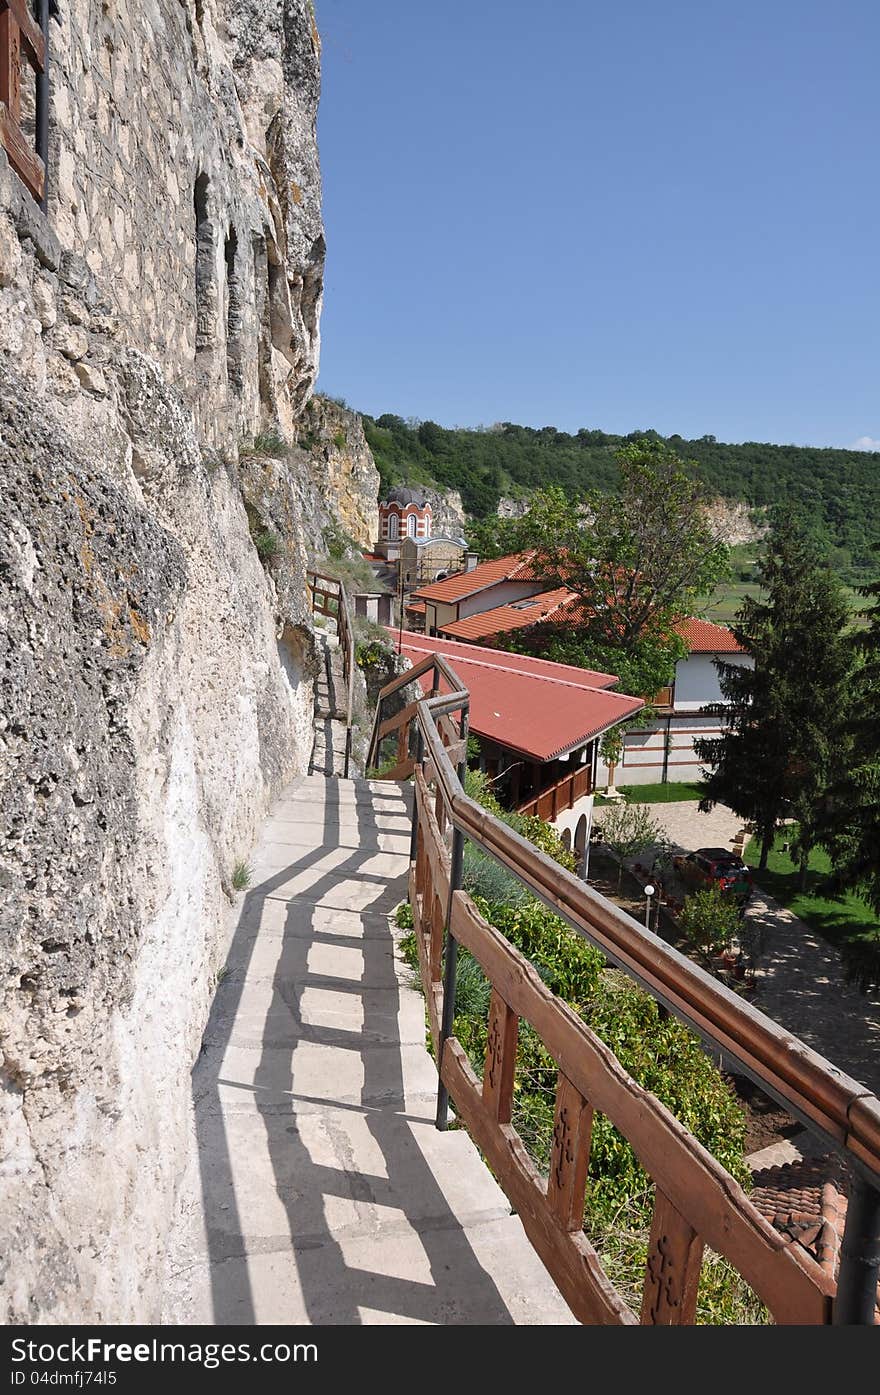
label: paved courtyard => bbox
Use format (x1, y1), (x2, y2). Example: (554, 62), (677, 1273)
(597, 798), (880, 1100)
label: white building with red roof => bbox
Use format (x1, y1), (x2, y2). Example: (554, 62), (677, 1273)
(411, 552), (547, 634)
(598, 616), (753, 787)
(395, 631), (644, 857)
(409, 554), (755, 788)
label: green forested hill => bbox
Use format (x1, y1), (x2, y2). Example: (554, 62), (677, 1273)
(362, 414), (880, 583)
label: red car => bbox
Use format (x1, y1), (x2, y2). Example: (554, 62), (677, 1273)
(672, 848), (754, 904)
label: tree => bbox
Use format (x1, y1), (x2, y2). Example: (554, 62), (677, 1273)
(696, 516), (851, 872)
(470, 439), (728, 696)
(815, 565), (880, 915)
(678, 886), (742, 970)
(595, 802), (667, 892)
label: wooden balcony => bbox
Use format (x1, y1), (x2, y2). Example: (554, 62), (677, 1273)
(517, 763), (591, 821)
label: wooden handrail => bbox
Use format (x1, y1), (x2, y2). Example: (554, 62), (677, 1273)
(369, 648), (880, 1324)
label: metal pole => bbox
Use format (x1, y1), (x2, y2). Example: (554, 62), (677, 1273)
(435, 823), (464, 1131)
(36, 0), (49, 214)
(435, 701), (469, 1131)
(833, 1177), (880, 1324)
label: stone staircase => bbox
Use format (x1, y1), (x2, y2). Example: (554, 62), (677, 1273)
(309, 632), (350, 778)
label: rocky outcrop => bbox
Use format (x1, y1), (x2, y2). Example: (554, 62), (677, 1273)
(0, 0), (356, 1324)
(702, 497), (767, 545)
(298, 396), (381, 546)
(422, 487), (467, 538)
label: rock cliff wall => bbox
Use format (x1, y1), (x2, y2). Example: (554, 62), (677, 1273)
(0, 0), (365, 1322)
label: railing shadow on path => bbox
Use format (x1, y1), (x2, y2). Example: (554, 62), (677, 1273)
(190, 776), (517, 1325)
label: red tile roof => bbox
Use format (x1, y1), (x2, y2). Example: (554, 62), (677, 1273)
(393, 631), (642, 762)
(438, 588), (579, 641)
(750, 1156), (850, 1286)
(412, 551), (541, 604)
(405, 599), (426, 615)
(674, 617), (743, 653)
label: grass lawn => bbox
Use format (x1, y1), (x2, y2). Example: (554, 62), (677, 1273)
(745, 835), (880, 958)
(595, 781), (703, 806)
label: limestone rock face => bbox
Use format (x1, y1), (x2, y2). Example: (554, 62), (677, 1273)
(0, 0), (356, 1324)
(422, 486), (467, 538)
(701, 497), (767, 545)
(300, 396), (381, 546)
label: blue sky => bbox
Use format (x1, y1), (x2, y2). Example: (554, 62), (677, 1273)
(315, 1), (878, 449)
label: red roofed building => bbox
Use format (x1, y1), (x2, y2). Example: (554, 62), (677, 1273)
(395, 631), (643, 852)
(411, 551), (754, 789)
(412, 553), (547, 636)
(598, 615), (753, 787)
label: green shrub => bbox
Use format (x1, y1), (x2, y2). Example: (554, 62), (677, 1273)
(462, 846), (530, 908)
(678, 885), (742, 968)
(333, 429), (347, 450)
(240, 429), (287, 458)
(231, 860), (253, 891)
(395, 901), (414, 930)
(253, 528), (283, 562)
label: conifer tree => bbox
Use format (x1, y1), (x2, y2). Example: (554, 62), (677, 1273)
(817, 568), (880, 913)
(696, 517), (851, 872)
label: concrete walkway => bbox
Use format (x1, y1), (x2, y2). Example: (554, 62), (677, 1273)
(163, 773), (574, 1325)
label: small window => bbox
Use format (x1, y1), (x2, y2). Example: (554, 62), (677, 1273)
(407, 513), (417, 538)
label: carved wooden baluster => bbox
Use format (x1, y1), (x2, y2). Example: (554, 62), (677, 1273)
(429, 893), (444, 990)
(396, 714), (409, 768)
(0, 8), (22, 124)
(414, 825), (427, 922)
(546, 1071), (593, 1232)
(641, 1189), (705, 1325)
(434, 785), (446, 836)
(482, 989), (518, 1124)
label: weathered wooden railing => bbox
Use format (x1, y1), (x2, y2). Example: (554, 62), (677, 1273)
(307, 569), (355, 779)
(0, 0), (48, 206)
(517, 763), (591, 820)
(369, 656), (880, 1324)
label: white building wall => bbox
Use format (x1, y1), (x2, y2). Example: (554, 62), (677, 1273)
(457, 580), (547, 619)
(673, 652), (751, 711)
(594, 650), (754, 788)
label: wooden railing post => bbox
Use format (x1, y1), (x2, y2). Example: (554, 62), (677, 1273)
(0, 8), (21, 125)
(641, 1190), (705, 1325)
(546, 1072), (593, 1232)
(408, 723), (424, 861)
(482, 990), (518, 1124)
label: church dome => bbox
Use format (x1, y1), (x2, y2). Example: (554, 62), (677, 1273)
(385, 486), (429, 507)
